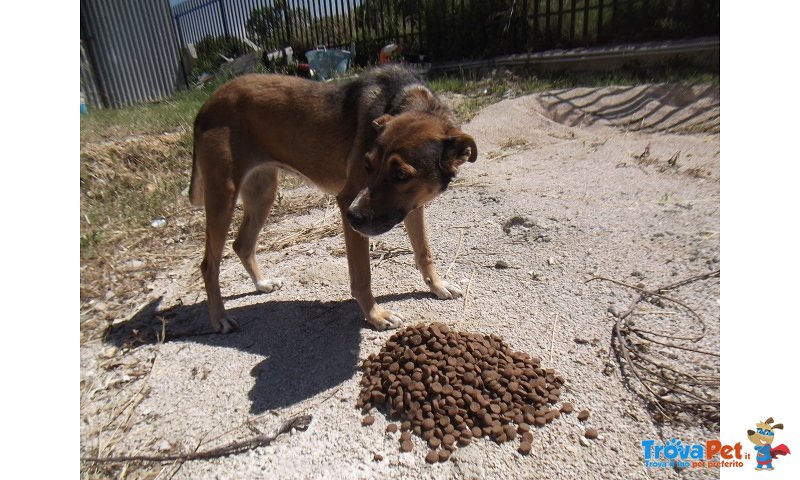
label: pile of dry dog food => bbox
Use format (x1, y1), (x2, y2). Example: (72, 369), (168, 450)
(357, 322), (589, 462)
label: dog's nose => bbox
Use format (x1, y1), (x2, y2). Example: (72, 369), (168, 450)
(347, 209), (366, 227)
(747, 430), (755, 436)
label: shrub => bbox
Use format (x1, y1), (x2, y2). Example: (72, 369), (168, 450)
(194, 34), (251, 74)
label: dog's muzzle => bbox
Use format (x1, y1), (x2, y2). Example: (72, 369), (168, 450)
(346, 209), (401, 236)
(347, 188), (404, 236)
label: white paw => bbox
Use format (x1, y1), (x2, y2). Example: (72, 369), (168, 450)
(431, 279), (463, 300)
(255, 277), (284, 293)
(367, 308), (404, 330)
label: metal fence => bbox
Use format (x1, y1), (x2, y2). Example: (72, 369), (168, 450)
(81, 0), (186, 108)
(81, 1), (718, 109)
(173, 0), (720, 66)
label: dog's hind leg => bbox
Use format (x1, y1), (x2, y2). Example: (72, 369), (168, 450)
(200, 170), (238, 333)
(233, 165), (284, 294)
(404, 206), (463, 300)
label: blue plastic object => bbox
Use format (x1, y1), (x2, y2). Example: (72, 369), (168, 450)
(305, 48), (352, 81)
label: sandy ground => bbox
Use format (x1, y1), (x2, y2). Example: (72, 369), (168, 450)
(80, 83), (720, 479)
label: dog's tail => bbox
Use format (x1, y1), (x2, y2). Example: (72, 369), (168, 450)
(188, 128), (204, 208)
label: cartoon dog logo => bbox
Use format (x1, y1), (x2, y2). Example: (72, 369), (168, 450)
(747, 417), (791, 471)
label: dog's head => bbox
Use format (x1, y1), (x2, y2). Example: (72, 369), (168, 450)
(346, 112), (477, 236)
(747, 417), (783, 446)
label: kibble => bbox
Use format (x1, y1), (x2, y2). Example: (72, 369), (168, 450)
(358, 323), (574, 462)
(386, 423), (398, 433)
(518, 442), (532, 455)
(561, 402), (574, 414)
(585, 428), (598, 439)
(578, 410), (590, 421)
(362, 415), (375, 426)
(373, 453), (383, 461)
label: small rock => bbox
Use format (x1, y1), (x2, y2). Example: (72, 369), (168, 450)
(156, 440), (172, 452)
(123, 259), (145, 270)
(579, 436), (591, 447)
(99, 346), (118, 359)
(495, 260), (509, 269)
(547, 257), (555, 266)
(150, 217), (167, 228)
(607, 306), (620, 318)
(631, 271), (643, 278)
(373, 453), (383, 462)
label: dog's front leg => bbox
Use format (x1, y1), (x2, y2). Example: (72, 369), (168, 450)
(337, 198), (404, 330)
(404, 206), (463, 300)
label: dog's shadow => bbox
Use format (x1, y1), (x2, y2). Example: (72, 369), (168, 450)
(105, 290), (431, 414)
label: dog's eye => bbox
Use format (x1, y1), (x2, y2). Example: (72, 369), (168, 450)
(391, 167), (412, 182)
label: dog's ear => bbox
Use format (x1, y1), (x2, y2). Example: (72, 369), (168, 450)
(765, 417), (774, 424)
(372, 114), (393, 131)
(440, 133), (478, 177)
(773, 423), (784, 430)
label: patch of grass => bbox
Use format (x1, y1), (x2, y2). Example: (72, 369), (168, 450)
(80, 88), (211, 144)
(429, 63), (719, 100)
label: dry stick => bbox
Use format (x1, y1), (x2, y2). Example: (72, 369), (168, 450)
(634, 362), (719, 404)
(587, 270), (720, 415)
(631, 330), (720, 357)
(82, 415), (312, 464)
(200, 385), (341, 451)
(445, 230), (465, 279)
(585, 275), (709, 341)
(549, 314), (559, 363)
(462, 268), (476, 313)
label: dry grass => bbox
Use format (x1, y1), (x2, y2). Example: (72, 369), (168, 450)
(79, 122), (331, 345)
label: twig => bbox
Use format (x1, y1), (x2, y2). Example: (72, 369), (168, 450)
(445, 230), (465, 279)
(549, 314), (558, 363)
(82, 415), (312, 464)
(587, 269), (720, 422)
(462, 268), (476, 313)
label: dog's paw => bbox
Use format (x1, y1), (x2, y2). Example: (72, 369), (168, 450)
(366, 307), (404, 331)
(430, 279), (463, 300)
(212, 314), (239, 334)
(255, 277), (284, 294)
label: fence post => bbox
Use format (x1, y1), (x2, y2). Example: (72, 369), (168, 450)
(218, 0), (230, 38)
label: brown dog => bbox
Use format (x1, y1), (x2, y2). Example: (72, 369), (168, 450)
(189, 66), (477, 333)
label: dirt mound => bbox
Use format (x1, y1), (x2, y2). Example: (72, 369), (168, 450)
(537, 84), (719, 134)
